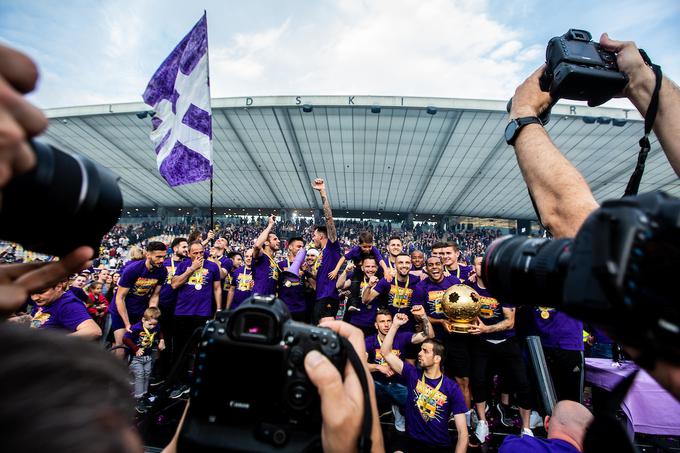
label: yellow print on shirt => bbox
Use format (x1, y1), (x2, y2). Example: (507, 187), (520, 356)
(478, 295), (499, 319)
(390, 285), (413, 309)
(374, 348), (401, 365)
(131, 278), (159, 297)
(427, 290), (445, 314)
(312, 251), (323, 273)
(30, 308), (50, 329)
(237, 273), (254, 291)
(165, 265), (176, 284)
(188, 268), (209, 287)
(415, 380), (448, 422)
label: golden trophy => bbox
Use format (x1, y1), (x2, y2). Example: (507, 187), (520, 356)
(441, 284), (483, 333)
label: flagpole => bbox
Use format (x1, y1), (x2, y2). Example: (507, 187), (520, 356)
(204, 10), (215, 234)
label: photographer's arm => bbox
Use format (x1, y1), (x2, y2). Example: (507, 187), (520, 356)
(510, 66), (599, 238)
(600, 34), (680, 177)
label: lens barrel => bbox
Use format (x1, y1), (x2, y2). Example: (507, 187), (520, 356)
(0, 140), (123, 257)
(483, 235), (572, 307)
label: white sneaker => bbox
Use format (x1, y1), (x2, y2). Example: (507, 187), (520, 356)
(530, 410), (543, 428)
(475, 420), (489, 443)
(522, 427), (534, 437)
(392, 404), (405, 432)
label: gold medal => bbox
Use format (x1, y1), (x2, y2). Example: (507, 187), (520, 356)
(195, 284), (203, 290)
(540, 308), (550, 319)
(284, 281), (292, 288)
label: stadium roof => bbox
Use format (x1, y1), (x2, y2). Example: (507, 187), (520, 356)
(42, 95), (677, 221)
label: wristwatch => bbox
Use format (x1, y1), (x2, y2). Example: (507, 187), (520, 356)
(505, 116), (543, 146)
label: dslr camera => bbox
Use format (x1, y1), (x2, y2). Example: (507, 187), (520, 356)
(483, 192), (680, 364)
(178, 294), (347, 452)
(541, 28), (628, 106)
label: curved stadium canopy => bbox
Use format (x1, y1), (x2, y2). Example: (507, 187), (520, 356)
(42, 96), (676, 221)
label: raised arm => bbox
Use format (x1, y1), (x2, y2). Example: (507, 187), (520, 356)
(410, 305), (434, 344)
(509, 66), (599, 238)
(312, 178), (337, 242)
(253, 215), (275, 259)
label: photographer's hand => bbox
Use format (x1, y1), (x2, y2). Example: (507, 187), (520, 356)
(509, 65), (553, 119)
(304, 321), (384, 453)
(0, 45), (47, 187)
(600, 33), (680, 178)
(0, 246), (92, 316)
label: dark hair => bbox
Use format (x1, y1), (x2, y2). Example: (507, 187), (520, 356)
(361, 256), (378, 266)
(423, 338), (446, 363)
(0, 323), (134, 452)
(228, 251), (243, 260)
(187, 229), (202, 243)
(388, 235), (402, 244)
(170, 237), (188, 249)
(396, 253), (411, 260)
(358, 231), (374, 244)
(431, 242), (448, 251)
(314, 225), (328, 236)
(146, 241), (166, 253)
(288, 236), (305, 246)
(375, 308), (392, 320)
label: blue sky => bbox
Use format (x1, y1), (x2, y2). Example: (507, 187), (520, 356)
(2, 0), (678, 109)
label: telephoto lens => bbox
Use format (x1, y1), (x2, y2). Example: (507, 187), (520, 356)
(0, 140), (123, 257)
(483, 235), (572, 308)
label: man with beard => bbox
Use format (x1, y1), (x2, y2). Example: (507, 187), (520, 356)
(412, 256), (473, 412)
(109, 241), (167, 358)
(156, 237), (189, 380)
(381, 314), (468, 453)
(365, 308), (434, 432)
(252, 215), (281, 297)
(311, 178), (342, 323)
(382, 236), (404, 281)
(337, 256), (381, 337)
(278, 236), (308, 322)
(364, 253), (419, 329)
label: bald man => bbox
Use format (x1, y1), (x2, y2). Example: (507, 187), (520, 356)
(499, 401), (594, 452)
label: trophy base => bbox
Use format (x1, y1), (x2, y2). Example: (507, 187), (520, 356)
(450, 322), (472, 334)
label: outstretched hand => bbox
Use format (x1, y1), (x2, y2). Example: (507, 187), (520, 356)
(0, 246), (93, 316)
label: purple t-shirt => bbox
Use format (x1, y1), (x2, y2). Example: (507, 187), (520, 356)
(411, 275), (461, 338)
(468, 281), (514, 341)
(345, 245), (384, 264)
(123, 321), (162, 356)
(315, 240), (342, 301)
(110, 260), (167, 318)
(346, 272), (384, 328)
(30, 291), (91, 333)
(174, 259), (221, 317)
(159, 257), (190, 308)
(500, 436), (580, 453)
(230, 266), (253, 310)
(445, 264), (473, 281)
(365, 331), (411, 383)
(402, 362), (467, 447)
(251, 252), (280, 297)
(278, 259), (306, 314)
(374, 276), (419, 317)
(531, 308), (584, 351)
(68, 286), (89, 303)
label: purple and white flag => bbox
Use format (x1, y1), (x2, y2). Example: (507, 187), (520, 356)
(142, 13), (212, 187)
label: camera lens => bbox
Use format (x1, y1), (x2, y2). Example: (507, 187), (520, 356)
(483, 235), (572, 308)
(0, 140), (123, 257)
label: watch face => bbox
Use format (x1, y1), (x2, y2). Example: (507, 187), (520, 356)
(505, 120), (518, 144)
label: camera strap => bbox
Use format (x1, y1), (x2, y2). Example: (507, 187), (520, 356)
(340, 336), (373, 453)
(624, 50), (663, 197)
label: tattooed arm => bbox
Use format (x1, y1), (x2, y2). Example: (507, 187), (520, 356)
(312, 178), (337, 243)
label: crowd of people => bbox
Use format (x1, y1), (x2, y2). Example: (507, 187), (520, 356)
(2, 29), (679, 453)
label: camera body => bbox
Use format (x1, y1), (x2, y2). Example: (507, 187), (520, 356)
(541, 29), (628, 106)
(484, 192), (680, 363)
(178, 294), (347, 452)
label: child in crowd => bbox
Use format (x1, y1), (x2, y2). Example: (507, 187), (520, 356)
(85, 282), (109, 328)
(123, 307), (165, 412)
